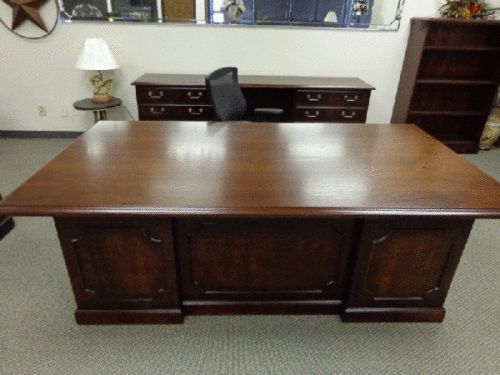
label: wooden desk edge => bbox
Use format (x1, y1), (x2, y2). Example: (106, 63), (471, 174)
(131, 74), (376, 90)
(0, 205), (498, 219)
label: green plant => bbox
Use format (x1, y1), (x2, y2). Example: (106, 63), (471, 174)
(439, 0), (497, 19)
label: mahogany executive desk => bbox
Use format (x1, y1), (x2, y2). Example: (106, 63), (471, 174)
(1, 121), (499, 325)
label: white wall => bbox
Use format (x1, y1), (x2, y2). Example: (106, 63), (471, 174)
(372, 0), (402, 25)
(0, 0), (447, 131)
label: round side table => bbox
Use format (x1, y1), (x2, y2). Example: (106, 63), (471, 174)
(73, 98), (122, 124)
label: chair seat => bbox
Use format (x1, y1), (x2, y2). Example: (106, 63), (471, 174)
(254, 108), (284, 116)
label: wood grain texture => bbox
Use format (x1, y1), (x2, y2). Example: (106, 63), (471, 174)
(346, 219), (474, 309)
(55, 218), (181, 317)
(176, 219), (353, 301)
(0, 121), (499, 218)
(132, 74), (375, 90)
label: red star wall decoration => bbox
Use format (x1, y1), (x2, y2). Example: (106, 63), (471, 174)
(2, 0), (50, 32)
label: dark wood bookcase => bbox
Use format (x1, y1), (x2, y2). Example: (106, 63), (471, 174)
(392, 18), (500, 153)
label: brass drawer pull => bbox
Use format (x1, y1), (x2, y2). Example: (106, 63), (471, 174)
(187, 91), (203, 100)
(305, 110), (320, 119)
(306, 93), (322, 102)
(148, 91), (164, 99)
(341, 110), (356, 119)
(150, 107), (165, 115)
(188, 107), (204, 116)
(344, 94), (359, 103)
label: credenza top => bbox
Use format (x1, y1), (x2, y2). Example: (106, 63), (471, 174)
(132, 74), (375, 90)
(1, 122), (499, 218)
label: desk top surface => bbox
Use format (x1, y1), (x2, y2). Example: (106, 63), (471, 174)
(1, 121), (499, 218)
(132, 74), (375, 90)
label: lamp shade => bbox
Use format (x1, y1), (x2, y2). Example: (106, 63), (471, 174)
(75, 38), (120, 71)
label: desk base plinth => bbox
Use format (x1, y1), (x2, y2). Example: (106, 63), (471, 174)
(183, 300), (343, 315)
(341, 307), (446, 323)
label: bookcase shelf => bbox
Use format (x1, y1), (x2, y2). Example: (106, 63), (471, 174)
(408, 110), (487, 117)
(392, 18), (500, 154)
(424, 46), (500, 52)
(415, 79), (498, 86)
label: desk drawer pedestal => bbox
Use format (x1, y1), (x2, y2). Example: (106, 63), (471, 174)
(54, 217), (473, 324)
(55, 218), (183, 324)
(342, 219), (473, 322)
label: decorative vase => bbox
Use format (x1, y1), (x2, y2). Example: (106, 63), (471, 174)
(479, 106), (500, 150)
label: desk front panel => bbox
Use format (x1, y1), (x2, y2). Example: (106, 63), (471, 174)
(51, 215), (476, 324)
(343, 218), (474, 322)
(176, 219), (353, 303)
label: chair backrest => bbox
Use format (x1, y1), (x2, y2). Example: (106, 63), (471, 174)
(205, 67), (247, 121)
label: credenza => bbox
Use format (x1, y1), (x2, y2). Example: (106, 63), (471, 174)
(1, 121), (499, 325)
(133, 74), (374, 123)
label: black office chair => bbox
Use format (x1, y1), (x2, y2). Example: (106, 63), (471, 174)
(0, 194), (15, 241)
(205, 67), (284, 121)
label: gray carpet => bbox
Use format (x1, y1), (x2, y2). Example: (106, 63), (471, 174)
(0, 138), (499, 375)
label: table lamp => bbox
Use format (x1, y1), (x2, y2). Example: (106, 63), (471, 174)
(76, 38), (120, 104)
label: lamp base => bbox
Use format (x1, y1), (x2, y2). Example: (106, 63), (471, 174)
(90, 72), (113, 104)
(92, 94), (112, 104)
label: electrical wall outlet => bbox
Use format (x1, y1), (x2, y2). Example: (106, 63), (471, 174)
(37, 106), (47, 116)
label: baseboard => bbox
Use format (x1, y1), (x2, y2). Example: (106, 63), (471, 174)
(0, 130), (84, 138)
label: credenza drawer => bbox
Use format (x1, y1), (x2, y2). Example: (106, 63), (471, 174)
(139, 105), (213, 121)
(295, 90), (370, 107)
(137, 87), (210, 105)
(293, 107), (367, 122)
